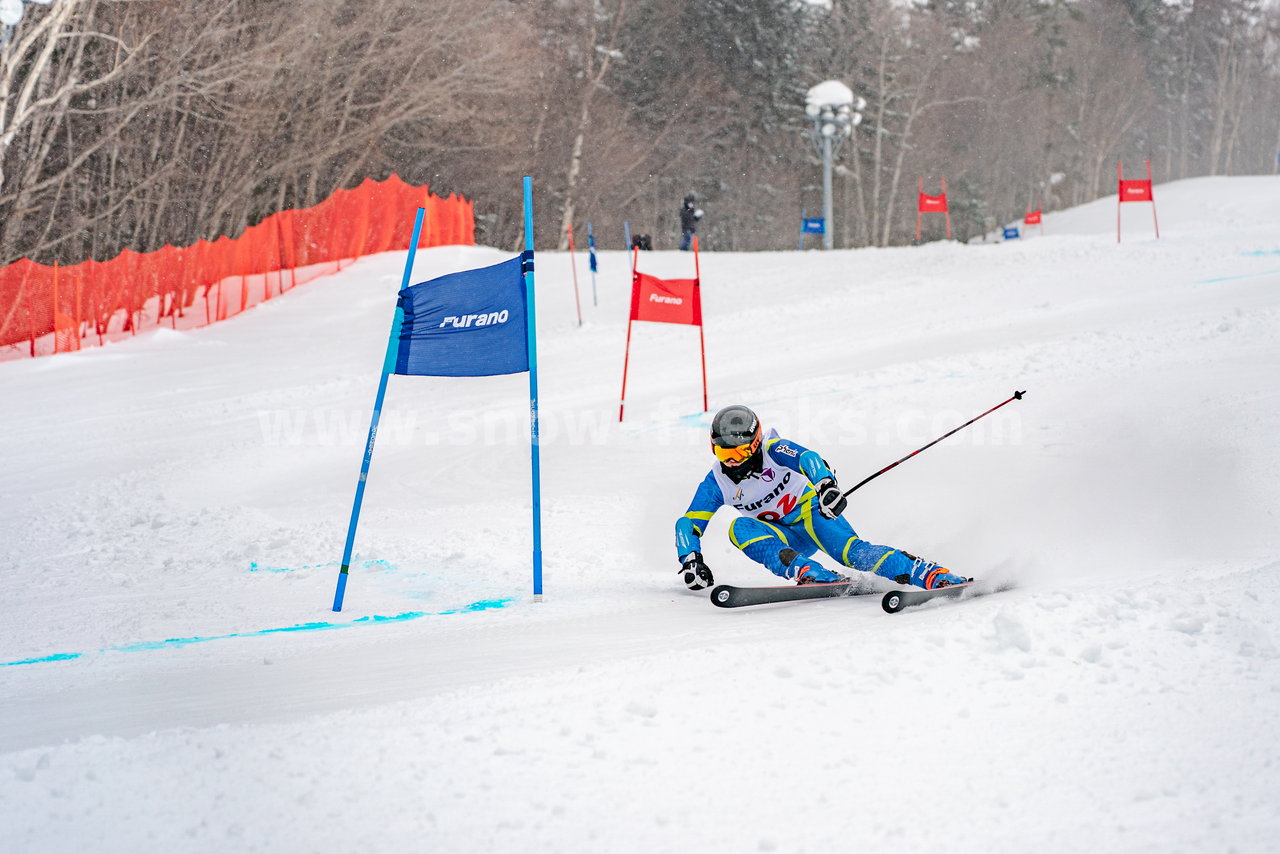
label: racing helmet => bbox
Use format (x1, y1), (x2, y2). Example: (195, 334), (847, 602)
(710, 405), (762, 468)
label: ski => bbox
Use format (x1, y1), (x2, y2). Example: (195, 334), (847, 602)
(880, 580), (1013, 614)
(710, 580), (879, 609)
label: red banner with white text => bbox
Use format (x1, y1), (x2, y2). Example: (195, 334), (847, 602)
(917, 192), (949, 213)
(1119, 180), (1153, 202)
(630, 273), (702, 326)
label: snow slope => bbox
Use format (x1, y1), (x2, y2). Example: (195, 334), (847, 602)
(2, 176), (1279, 853)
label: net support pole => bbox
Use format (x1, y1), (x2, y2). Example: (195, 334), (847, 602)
(332, 206), (426, 612)
(52, 262), (59, 353)
(522, 176), (545, 601)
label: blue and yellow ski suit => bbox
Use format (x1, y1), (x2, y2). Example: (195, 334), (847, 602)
(675, 431), (952, 588)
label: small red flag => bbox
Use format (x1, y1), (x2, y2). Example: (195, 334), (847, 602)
(918, 192), (948, 213)
(1119, 180), (1153, 202)
(630, 272), (702, 326)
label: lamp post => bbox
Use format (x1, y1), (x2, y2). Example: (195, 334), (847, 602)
(805, 81), (864, 250)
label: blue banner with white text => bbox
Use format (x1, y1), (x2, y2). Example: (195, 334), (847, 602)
(394, 255), (529, 377)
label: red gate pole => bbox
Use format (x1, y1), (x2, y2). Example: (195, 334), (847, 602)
(694, 237), (707, 413)
(567, 223), (582, 327)
(1147, 158), (1160, 239)
(618, 247), (640, 422)
(618, 319), (635, 423)
(1117, 162), (1122, 243)
(942, 176), (952, 238)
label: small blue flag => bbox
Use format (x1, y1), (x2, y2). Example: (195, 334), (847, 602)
(1002, 226), (1020, 240)
(802, 217), (825, 235)
(588, 233), (598, 274)
(394, 254), (529, 377)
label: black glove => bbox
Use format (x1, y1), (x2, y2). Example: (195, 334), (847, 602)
(814, 477), (847, 519)
(679, 552), (714, 591)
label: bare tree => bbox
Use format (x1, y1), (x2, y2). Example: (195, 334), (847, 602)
(532, 0), (629, 250)
(5, 0), (1280, 271)
(0, 0), (158, 262)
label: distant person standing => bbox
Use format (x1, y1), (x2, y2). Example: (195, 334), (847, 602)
(679, 194), (703, 251)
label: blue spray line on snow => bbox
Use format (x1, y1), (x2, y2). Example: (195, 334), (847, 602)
(5, 652), (84, 666)
(248, 558), (395, 574)
(0, 598), (513, 668)
(1196, 268), (1280, 284)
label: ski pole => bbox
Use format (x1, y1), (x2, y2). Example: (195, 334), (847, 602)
(842, 390), (1026, 497)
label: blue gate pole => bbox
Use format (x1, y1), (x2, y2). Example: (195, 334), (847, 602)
(587, 221), (598, 307)
(522, 177), (544, 601)
(623, 220), (632, 253)
(332, 207), (426, 612)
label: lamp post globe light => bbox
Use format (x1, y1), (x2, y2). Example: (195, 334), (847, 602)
(2, 0), (55, 47)
(805, 80), (864, 250)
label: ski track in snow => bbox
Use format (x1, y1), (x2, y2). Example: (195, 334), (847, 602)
(1, 176), (1279, 852)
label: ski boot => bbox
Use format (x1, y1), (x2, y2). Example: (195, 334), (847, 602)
(781, 549), (847, 585)
(924, 567), (971, 589)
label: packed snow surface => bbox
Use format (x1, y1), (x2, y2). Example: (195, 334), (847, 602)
(3, 176), (1279, 852)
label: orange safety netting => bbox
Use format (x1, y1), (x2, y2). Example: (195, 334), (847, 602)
(0, 174), (474, 359)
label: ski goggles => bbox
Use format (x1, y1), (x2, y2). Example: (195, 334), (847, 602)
(712, 436), (760, 464)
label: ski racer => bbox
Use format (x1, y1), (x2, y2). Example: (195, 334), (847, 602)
(675, 405), (969, 592)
